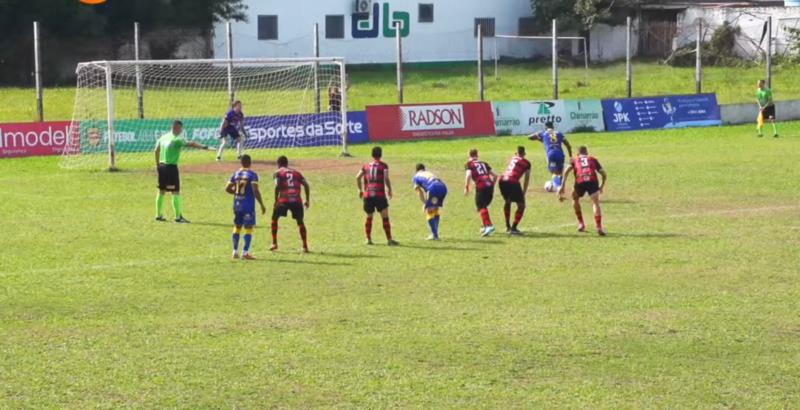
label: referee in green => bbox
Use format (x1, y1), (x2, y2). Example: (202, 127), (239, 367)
(155, 120), (211, 223)
(756, 79), (779, 138)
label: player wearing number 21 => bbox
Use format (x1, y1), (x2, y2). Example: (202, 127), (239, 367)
(559, 146), (608, 236)
(225, 155), (267, 260)
(271, 156), (311, 253)
(464, 149), (498, 237)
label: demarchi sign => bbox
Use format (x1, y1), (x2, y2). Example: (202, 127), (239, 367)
(0, 121), (72, 158)
(367, 102), (496, 141)
(492, 100), (605, 136)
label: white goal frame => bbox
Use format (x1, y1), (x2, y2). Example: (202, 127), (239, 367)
(71, 57), (348, 170)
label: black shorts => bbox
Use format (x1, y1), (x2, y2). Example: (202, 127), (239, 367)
(475, 187), (494, 210)
(499, 181), (525, 204)
(363, 196), (389, 214)
(574, 181), (600, 198)
(157, 164), (180, 192)
(762, 105), (776, 120)
(273, 202), (304, 222)
(219, 129), (242, 140)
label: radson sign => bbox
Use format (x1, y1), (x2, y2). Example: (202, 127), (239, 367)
(367, 102), (495, 141)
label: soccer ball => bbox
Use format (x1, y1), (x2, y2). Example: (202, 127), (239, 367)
(544, 181), (556, 192)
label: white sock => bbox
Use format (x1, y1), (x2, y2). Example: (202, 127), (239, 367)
(237, 140), (243, 158)
(216, 141), (225, 158)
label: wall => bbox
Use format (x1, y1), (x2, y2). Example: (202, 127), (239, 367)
(589, 21), (640, 62)
(213, 0), (540, 64)
(720, 99), (800, 124)
(675, 7), (800, 58)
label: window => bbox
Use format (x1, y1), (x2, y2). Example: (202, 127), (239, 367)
(257, 15), (278, 40)
(474, 18), (495, 37)
(419, 4), (434, 23)
(518, 17), (537, 36)
(326, 15), (345, 39)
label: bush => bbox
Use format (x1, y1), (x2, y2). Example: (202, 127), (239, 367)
(666, 21), (752, 67)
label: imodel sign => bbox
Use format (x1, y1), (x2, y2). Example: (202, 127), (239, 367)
(367, 102), (495, 141)
(492, 100), (605, 136)
(602, 94), (722, 132)
(0, 121), (72, 158)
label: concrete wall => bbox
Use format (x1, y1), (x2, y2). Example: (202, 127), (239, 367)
(214, 0), (541, 64)
(720, 99), (800, 124)
(676, 7), (800, 58)
(589, 22), (640, 62)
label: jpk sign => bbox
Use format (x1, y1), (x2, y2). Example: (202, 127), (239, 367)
(352, 3), (410, 39)
(367, 102), (496, 141)
(492, 100), (605, 136)
(0, 121), (72, 158)
(602, 94), (722, 132)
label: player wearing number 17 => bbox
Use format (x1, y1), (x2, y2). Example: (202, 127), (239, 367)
(271, 156), (311, 252)
(464, 149), (498, 237)
(559, 146), (608, 236)
(356, 146), (399, 246)
(225, 155), (267, 260)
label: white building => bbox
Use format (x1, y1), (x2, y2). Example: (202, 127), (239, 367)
(213, 0), (545, 64)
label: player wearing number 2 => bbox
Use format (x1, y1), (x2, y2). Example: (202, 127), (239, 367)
(271, 156), (311, 252)
(559, 146), (608, 236)
(225, 155), (266, 260)
(356, 146), (399, 246)
(464, 149), (498, 237)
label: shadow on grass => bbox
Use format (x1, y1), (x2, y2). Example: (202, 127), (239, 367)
(257, 258), (353, 267)
(186, 221), (236, 228)
(312, 251), (381, 259)
(399, 243), (481, 252)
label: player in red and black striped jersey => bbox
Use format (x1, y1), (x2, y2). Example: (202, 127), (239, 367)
(559, 146), (608, 235)
(271, 156), (311, 252)
(499, 146), (532, 235)
(464, 149), (499, 237)
(356, 146), (399, 246)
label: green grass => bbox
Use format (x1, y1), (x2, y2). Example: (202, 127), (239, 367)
(2, 122), (799, 407)
(2, 61), (800, 122)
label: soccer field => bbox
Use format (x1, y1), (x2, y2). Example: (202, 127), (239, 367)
(2, 123), (800, 407)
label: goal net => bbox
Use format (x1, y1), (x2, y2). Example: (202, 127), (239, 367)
(61, 58), (347, 170)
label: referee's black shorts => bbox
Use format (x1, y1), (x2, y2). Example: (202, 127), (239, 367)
(763, 105), (776, 120)
(157, 163), (180, 192)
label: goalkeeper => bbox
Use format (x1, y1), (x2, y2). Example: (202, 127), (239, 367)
(216, 100), (247, 161)
(155, 120), (212, 223)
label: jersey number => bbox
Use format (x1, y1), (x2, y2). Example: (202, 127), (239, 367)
(286, 173), (295, 187)
(235, 179), (248, 195)
(580, 157), (590, 167)
(474, 163), (487, 176)
(369, 165), (379, 181)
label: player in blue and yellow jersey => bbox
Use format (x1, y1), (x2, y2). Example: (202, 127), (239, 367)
(529, 121), (572, 191)
(216, 100), (246, 161)
(225, 155), (267, 260)
(412, 164), (448, 241)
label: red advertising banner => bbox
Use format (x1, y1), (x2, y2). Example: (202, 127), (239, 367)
(367, 102), (496, 141)
(0, 121), (73, 158)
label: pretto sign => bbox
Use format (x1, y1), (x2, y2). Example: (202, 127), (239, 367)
(367, 102), (495, 141)
(602, 94), (722, 132)
(0, 121), (72, 158)
(492, 100), (605, 136)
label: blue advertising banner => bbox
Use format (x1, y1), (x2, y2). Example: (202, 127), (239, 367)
(602, 94), (722, 132)
(244, 111), (370, 149)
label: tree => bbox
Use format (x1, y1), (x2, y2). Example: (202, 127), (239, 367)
(530, 0), (634, 33)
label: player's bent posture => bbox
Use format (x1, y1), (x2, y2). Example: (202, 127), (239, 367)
(464, 149), (498, 237)
(413, 164), (448, 241)
(499, 146), (532, 235)
(529, 121), (572, 191)
(271, 156), (311, 252)
(356, 146), (399, 246)
(756, 79), (779, 138)
(225, 155), (267, 260)
(559, 146), (608, 236)
(154, 120), (211, 223)
(217, 100), (246, 161)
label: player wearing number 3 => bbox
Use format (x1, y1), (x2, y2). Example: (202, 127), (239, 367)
(271, 156), (311, 252)
(559, 146), (608, 236)
(464, 149), (498, 237)
(225, 155), (267, 260)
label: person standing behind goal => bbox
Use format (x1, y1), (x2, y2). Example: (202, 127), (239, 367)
(217, 100), (246, 161)
(155, 120), (211, 223)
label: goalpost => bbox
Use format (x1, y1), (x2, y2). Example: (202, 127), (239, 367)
(61, 57), (348, 170)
